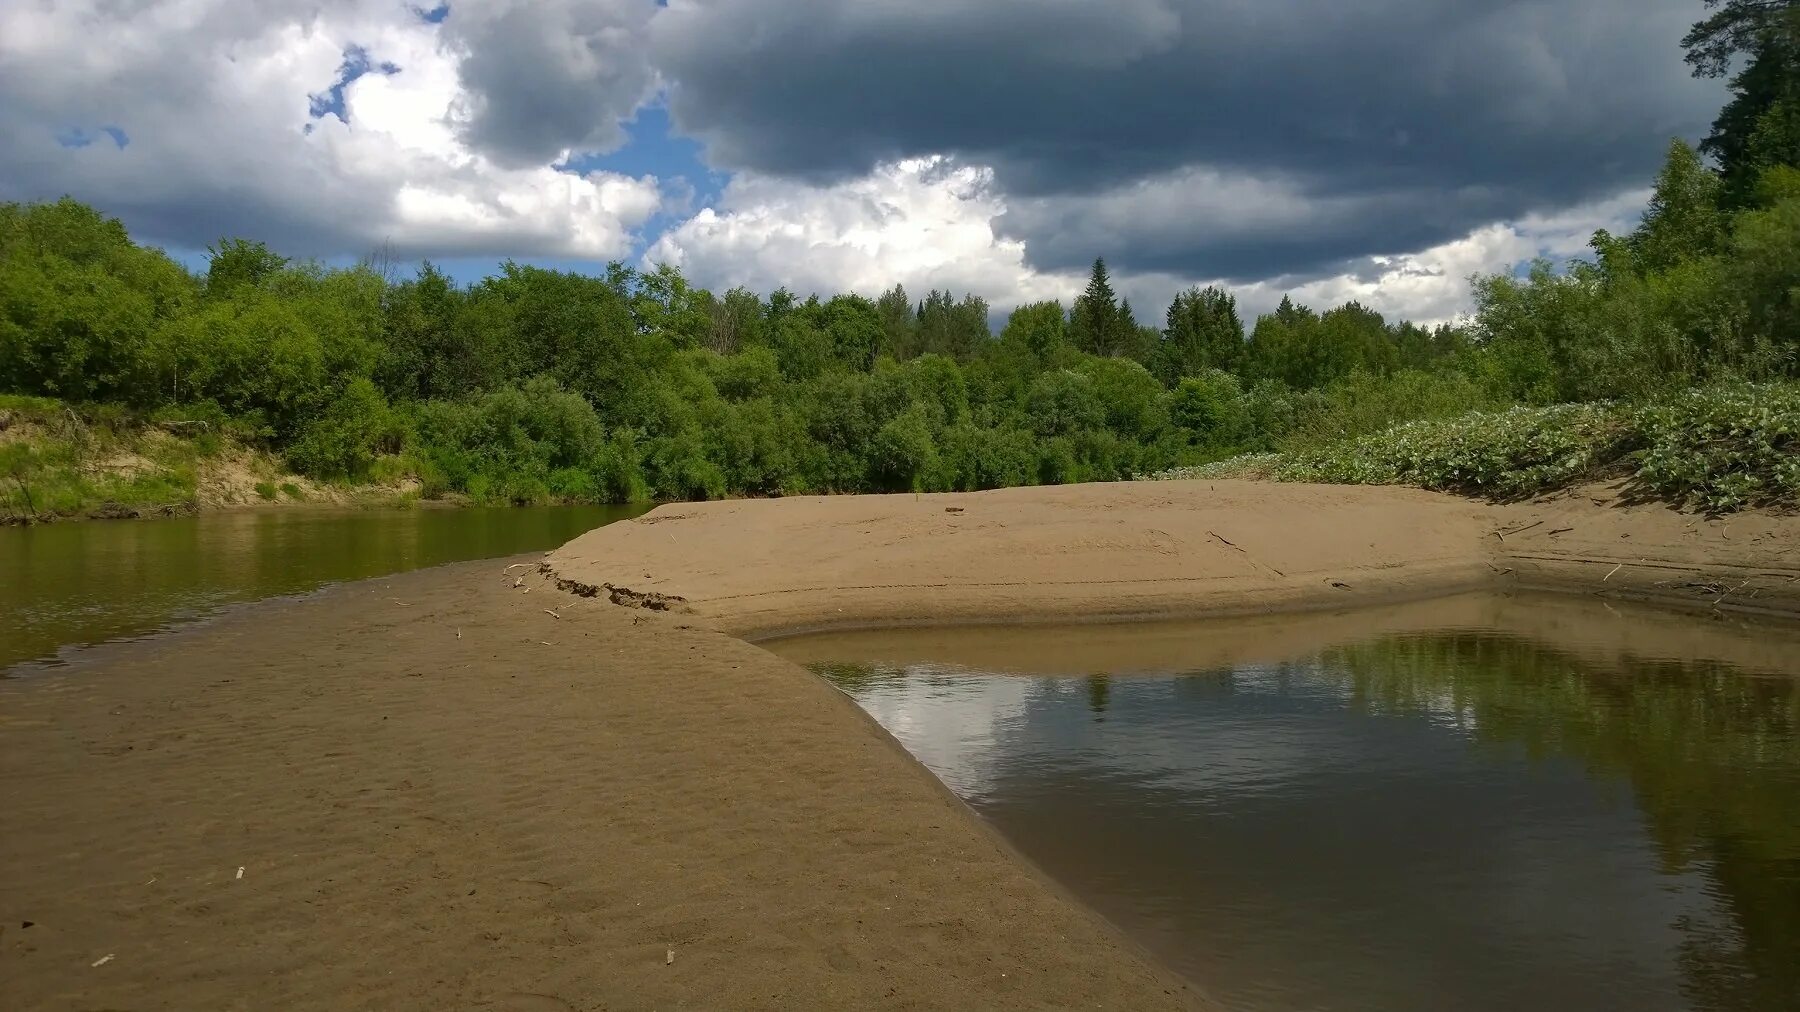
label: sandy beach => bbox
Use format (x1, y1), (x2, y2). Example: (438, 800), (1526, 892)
(5, 479), (1798, 1010)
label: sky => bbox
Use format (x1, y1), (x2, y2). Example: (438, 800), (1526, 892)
(0, 0), (1725, 326)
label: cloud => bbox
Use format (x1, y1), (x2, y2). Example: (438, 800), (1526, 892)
(0, 0), (661, 259)
(644, 157), (1083, 311)
(650, 0), (1721, 278)
(646, 150), (1649, 327)
(444, 0), (659, 168)
(1226, 187), (1653, 327)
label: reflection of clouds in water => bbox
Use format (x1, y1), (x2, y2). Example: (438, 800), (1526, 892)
(855, 660), (1429, 803)
(851, 664), (1038, 801)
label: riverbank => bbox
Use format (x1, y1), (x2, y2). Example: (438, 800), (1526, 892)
(547, 478), (1800, 634)
(5, 479), (1797, 1010)
(1, 395), (430, 524)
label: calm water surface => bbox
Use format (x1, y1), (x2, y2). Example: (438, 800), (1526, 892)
(0, 504), (645, 672)
(770, 597), (1800, 1012)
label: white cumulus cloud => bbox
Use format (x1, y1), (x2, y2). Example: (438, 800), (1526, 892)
(0, 0), (661, 259)
(645, 157), (1084, 311)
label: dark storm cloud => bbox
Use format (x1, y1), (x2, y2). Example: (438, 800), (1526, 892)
(447, 0), (656, 168)
(649, 0), (1724, 278)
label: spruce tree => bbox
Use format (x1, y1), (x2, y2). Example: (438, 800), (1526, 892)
(1159, 285), (1244, 382)
(1071, 258), (1125, 356)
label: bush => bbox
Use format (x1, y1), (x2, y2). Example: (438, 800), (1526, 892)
(1158, 402), (1634, 500)
(1159, 382), (1800, 513)
(1634, 383), (1800, 511)
(285, 378), (400, 480)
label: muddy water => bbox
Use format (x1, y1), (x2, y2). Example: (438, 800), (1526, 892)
(767, 595), (1800, 1012)
(0, 504), (646, 672)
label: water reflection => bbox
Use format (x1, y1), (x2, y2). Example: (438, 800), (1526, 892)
(783, 601), (1800, 1012)
(0, 504), (645, 671)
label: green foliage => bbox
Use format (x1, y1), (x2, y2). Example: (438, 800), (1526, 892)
(1634, 383), (1800, 510)
(1280, 369), (1502, 448)
(285, 378), (400, 480)
(0, 401), (203, 521)
(1169, 402), (1635, 500)
(1026, 369), (1106, 440)
(1159, 285), (1243, 381)
(1629, 140), (1728, 272)
(1167, 382), (1800, 512)
(1069, 258), (1135, 358)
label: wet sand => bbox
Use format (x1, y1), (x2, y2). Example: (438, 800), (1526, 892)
(1, 558), (1201, 1011)
(5, 479), (1798, 1010)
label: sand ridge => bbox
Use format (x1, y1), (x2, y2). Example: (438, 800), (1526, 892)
(547, 481), (1503, 637)
(547, 479), (1800, 635)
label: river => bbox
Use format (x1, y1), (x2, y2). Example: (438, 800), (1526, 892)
(0, 504), (646, 672)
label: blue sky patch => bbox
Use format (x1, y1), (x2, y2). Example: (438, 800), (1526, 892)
(308, 46), (402, 124)
(561, 103), (728, 259)
(56, 126), (129, 150)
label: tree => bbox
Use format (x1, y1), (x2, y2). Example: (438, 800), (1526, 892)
(1159, 285), (1243, 383)
(1703, 27), (1800, 206)
(1000, 300), (1068, 361)
(914, 290), (988, 360)
(876, 284), (917, 358)
(204, 238), (288, 299)
(1683, 0), (1799, 78)
(1069, 258), (1132, 357)
(705, 286), (765, 354)
(1641, 140), (1728, 269)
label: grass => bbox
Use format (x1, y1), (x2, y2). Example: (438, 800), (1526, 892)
(0, 397), (417, 523)
(1150, 382), (1800, 513)
(1, 399), (207, 523)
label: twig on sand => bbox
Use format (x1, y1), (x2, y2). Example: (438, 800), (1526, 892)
(543, 609), (561, 620)
(1547, 527), (1574, 536)
(391, 599), (410, 607)
(1603, 563), (1622, 582)
(1494, 520), (1543, 540)
(503, 563), (532, 573)
(92, 954), (114, 967)
(1208, 530), (1285, 577)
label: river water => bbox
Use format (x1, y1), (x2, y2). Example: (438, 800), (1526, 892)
(769, 595), (1800, 1012)
(0, 504), (645, 672)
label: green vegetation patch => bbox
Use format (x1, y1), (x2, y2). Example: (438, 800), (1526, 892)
(1163, 382), (1800, 512)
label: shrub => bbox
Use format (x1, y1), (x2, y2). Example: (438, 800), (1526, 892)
(1156, 402), (1634, 500)
(1158, 382), (1800, 513)
(1633, 383), (1800, 511)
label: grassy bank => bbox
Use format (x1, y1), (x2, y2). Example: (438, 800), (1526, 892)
(0, 395), (422, 524)
(1153, 382), (1800, 513)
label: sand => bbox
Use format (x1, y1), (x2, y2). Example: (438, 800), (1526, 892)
(547, 479), (1800, 635)
(5, 478), (1798, 1011)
